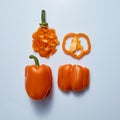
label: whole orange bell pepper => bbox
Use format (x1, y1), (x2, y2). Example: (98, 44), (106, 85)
(58, 64), (90, 92)
(25, 55), (52, 100)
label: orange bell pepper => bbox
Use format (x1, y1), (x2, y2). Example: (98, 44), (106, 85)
(62, 33), (91, 59)
(25, 55), (52, 100)
(58, 64), (90, 92)
(32, 10), (59, 58)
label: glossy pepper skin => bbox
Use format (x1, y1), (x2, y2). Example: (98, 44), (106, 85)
(25, 55), (52, 100)
(58, 64), (90, 92)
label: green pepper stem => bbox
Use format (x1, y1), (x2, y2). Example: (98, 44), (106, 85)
(29, 55), (40, 66)
(40, 10), (48, 27)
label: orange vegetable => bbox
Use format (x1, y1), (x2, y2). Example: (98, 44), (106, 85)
(32, 10), (59, 58)
(25, 55), (52, 100)
(58, 64), (90, 92)
(62, 33), (91, 59)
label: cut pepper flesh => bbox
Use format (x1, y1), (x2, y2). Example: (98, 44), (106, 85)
(62, 33), (91, 59)
(70, 37), (83, 52)
(32, 10), (59, 58)
(32, 27), (59, 58)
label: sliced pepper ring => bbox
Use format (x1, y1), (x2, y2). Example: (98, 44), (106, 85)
(62, 33), (91, 59)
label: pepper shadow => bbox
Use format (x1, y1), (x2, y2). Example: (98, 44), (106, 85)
(29, 88), (54, 116)
(72, 86), (90, 97)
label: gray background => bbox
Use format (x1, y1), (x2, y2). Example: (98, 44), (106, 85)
(0, 0), (120, 120)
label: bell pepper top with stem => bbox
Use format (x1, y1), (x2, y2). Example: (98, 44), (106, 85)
(40, 10), (48, 28)
(29, 55), (40, 66)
